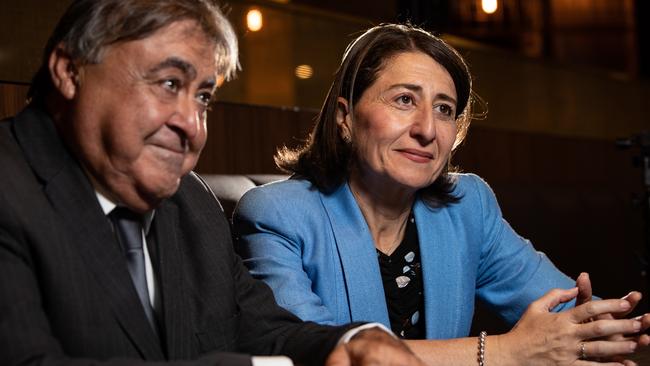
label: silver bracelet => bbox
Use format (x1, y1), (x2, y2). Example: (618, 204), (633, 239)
(477, 331), (487, 366)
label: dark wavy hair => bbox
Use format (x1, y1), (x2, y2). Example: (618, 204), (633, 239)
(28, 0), (238, 104)
(276, 23), (482, 207)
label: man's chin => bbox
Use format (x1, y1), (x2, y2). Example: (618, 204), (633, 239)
(142, 179), (181, 204)
(116, 176), (182, 212)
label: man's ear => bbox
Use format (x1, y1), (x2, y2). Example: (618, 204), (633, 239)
(48, 43), (80, 100)
(336, 97), (352, 142)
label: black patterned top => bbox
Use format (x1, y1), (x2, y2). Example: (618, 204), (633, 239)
(376, 213), (425, 339)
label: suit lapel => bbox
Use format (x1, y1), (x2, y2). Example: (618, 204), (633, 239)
(13, 106), (165, 359)
(414, 200), (465, 339)
(319, 183), (390, 327)
(150, 201), (193, 359)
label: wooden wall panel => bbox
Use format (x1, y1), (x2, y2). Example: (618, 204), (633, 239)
(196, 102), (317, 174)
(0, 82), (29, 120)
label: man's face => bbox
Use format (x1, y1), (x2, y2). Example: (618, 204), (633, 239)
(60, 20), (218, 212)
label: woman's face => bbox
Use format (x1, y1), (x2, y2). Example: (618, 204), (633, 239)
(338, 51), (458, 194)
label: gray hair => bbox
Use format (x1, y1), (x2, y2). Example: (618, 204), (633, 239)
(28, 0), (238, 103)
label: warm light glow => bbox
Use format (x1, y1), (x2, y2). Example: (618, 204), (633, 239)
(481, 0), (498, 14)
(246, 9), (263, 32)
(216, 75), (225, 88)
(295, 64), (313, 79)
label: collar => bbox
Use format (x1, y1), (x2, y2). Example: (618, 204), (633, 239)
(95, 190), (155, 235)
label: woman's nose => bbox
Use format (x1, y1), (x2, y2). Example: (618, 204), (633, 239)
(410, 107), (436, 144)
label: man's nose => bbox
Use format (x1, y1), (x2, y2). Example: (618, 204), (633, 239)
(169, 97), (200, 139)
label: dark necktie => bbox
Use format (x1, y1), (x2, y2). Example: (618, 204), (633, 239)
(109, 207), (158, 335)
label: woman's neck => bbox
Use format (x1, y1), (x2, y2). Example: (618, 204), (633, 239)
(348, 172), (415, 255)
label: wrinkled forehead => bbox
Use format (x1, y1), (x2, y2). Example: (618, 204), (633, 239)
(109, 20), (220, 77)
(155, 20), (231, 80)
(386, 50), (452, 78)
(360, 51), (453, 93)
(92, 20), (218, 68)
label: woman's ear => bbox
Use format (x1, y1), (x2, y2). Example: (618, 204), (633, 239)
(48, 43), (80, 100)
(336, 97), (352, 142)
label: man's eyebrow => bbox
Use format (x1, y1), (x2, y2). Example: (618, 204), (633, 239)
(149, 57), (197, 80)
(199, 79), (217, 92)
(388, 83), (457, 105)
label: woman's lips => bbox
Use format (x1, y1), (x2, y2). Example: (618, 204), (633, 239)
(397, 148), (433, 163)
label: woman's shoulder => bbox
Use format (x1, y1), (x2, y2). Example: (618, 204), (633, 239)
(416, 173), (501, 232)
(236, 177), (322, 214)
(243, 177), (318, 198)
(449, 172), (493, 197)
(432, 172), (500, 215)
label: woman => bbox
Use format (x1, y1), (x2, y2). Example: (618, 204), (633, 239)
(233, 23), (648, 364)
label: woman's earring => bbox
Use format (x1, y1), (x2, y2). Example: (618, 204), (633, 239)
(341, 134), (351, 144)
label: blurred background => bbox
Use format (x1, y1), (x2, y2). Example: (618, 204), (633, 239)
(1, 0), (649, 337)
(2, 0), (649, 138)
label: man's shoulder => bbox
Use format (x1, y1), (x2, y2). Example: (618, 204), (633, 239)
(0, 115), (19, 154)
(172, 172), (222, 209)
(0, 116), (34, 189)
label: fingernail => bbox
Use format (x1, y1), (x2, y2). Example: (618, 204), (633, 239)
(621, 301), (631, 310)
(630, 342), (638, 352)
(634, 321), (642, 331)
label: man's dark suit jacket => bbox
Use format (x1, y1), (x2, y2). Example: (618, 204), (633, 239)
(0, 105), (352, 366)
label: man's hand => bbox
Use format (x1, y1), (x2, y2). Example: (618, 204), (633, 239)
(326, 327), (426, 366)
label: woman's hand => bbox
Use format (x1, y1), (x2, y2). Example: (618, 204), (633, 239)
(575, 272), (650, 365)
(496, 287), (643, 366)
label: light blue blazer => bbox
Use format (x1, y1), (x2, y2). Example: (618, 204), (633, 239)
(233, 173), (575, 339)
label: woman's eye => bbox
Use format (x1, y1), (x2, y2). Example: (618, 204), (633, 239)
(396, 95), (413, 105)
(436, 104), (454, 117)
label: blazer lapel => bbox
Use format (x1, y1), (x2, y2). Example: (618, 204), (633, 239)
(14, 106), (165, 359)
(414, 200), (466, 339)
(150, 201), (193, 360)
(319, 183), (390, 327)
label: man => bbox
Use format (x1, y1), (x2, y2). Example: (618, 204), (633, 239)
(0, 1), (424, 365)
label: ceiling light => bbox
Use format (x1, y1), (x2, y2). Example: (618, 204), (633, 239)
(295, 64), (313, 79)
(481, 0), (498, 14)
(246, 9), (263, 32)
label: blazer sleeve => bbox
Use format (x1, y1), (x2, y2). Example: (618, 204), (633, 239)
(467, 174), (576, 324)
(229, 244), (355, 364)
(233, 186), (339, 325)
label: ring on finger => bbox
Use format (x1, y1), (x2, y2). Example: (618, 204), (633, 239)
(579, 342), (587, 360)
